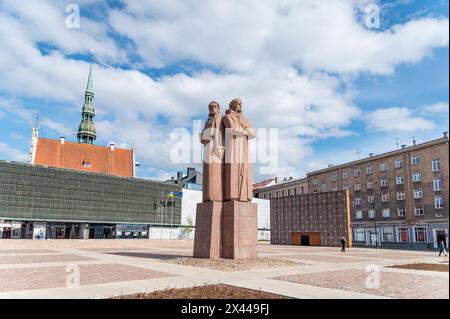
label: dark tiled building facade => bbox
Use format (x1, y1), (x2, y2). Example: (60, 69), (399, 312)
(0, 160), (181, 239)
(307, 137), (449, 249)
(271, 190), (350, 247)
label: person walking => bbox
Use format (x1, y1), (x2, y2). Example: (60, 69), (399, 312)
(438, 241), (446, 257)
(341, 235), (347, 252)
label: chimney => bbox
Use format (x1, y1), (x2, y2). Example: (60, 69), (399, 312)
(443, 131), (448, 138)
(274, 177), (278, 184)
(412, 137), (416, 146)
(171, 176), (174, 180)
(289, 176), (293, 180)
(60, 137), (65, 144)
(369, 153), (374, 157)
(110, 143), (115, 151)
(177, 171), (183, 181)
(401, 144), (407, 149)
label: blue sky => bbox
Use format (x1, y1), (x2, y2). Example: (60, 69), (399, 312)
(0, 0), (448, 181)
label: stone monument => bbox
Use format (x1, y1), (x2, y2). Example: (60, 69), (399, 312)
(193, 98), (258, 259)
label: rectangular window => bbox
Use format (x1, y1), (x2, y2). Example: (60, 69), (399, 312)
(398, 208), (406, 217)
(323, 184), (328, 192)
(413, 189), (423, 199)
(368, 196), (375, 204)
(355, 228), (365, 242)
(356, 210), (363, 219)
(396, 176), (404, 185)
(343, 184), (349, 190)
(395, 159), (403, 168)
(332, 175), (338, 182)
(396, 192), (405, 200)
(411, 155), (420, 165)
(312, 179), (317, 185)
(432, 159), (440, 172)
(354, 183), (361, 191)
(414, 227), (427, 243)
(414, 207), (424, 216)
(342, 172), (348, 179)
(382, 208), (390, 218)
(381, 194), (389, 202)
(380, 178), (388, 187)
(379, 163), (387, 172)
(300, 186), (305, 194)
(412, 173), (422, 182)
(354, 169), (361, 177)
(366, 166), (373, 174)
(332, 186), (338, 191)
(435, 195), (444, 209)
(355, 197), (362, 205)
(433, 178), (442, 191)
(368, 209), (375, 219)
(398, 227), (410, 242)
(367, 181), (374, 189)
(383, 227), (394, 242)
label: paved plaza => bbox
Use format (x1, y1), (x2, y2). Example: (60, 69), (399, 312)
(0, 240), (447, 299)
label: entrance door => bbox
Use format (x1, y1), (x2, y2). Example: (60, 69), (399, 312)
(2, 228), (11, 238)
(369, 231), (381, 247)
(65, 225), (71, 239)
(55, 228), (65, 239)
(300, 235), (310, 246)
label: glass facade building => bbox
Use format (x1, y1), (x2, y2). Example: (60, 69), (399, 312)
(0, 160), (182, 239)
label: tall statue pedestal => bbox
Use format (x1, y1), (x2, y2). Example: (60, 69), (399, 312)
(193, 201), (222, 259)
(221, 201), (258, 259)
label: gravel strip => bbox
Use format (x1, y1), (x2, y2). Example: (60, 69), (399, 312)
(113, 284), (290, 299)
(167, 257), (300, 271)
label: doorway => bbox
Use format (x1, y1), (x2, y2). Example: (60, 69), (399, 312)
(2, 227), (11, 239)
(300, 235), (310, 246)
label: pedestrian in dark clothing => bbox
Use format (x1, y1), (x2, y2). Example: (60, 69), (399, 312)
(439, 241), (446, 256)
(341, 235), (347, 252)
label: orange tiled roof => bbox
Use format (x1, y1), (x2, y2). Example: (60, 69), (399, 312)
(34, 138), (133, 177)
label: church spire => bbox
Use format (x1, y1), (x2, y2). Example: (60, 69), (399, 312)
(77, 57), (97, 144)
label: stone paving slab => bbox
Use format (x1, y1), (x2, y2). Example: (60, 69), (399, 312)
(0, 254), (94, 264)
(0, 263), (177, 293)
(0, 249), (58, 254)
(0, 239), (447, 299)
(272, 269), (449, 299)
(276, 254), (382, 263)
(105, 251), (191, 260)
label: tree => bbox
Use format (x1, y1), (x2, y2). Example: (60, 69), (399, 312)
(182, 217), (194, 239)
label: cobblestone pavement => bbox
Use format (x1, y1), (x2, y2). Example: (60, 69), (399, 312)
(0, 239), (447, 299)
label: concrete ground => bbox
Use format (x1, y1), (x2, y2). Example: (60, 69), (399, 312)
(0, 239), (447, 299)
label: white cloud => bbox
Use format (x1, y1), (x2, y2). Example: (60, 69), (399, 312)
(0, 0), (126, 63)
(422, 102), (449, 114)
(109, 0), (449, 74)
(0, 0), (448, 179)
(0, 142), (28, 162)
(365, 107), (436, 132)
(40, 118), (73, 137)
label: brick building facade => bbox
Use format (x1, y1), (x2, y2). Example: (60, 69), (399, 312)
(271, 190), (350, 247)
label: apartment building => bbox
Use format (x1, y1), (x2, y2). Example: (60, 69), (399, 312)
(255, 177), (308, 200)
(307, 135), (449, 250)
